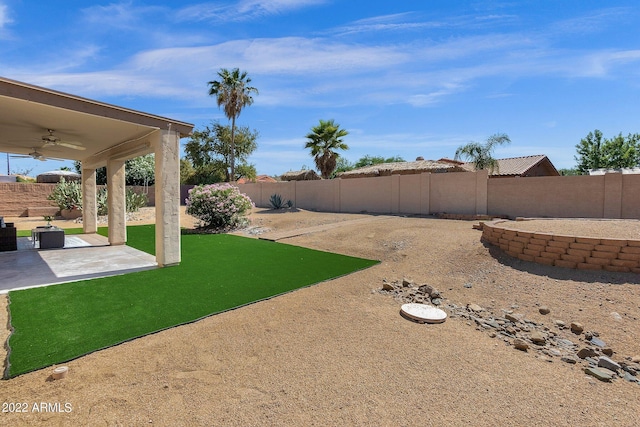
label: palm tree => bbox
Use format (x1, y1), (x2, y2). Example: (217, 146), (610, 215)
(454, 133), (511, 173)
(304, 119), (349, 179)
(208, 68), (258, 181)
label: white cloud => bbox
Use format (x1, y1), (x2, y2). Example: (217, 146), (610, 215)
(177, 0), (326, 22)
(0, 3), (13, 36)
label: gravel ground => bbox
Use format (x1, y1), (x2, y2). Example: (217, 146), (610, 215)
(1, 208), (639, 426)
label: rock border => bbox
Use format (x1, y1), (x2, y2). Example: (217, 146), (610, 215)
(378, 278), (640, 385)
(481, 220), (640, 272)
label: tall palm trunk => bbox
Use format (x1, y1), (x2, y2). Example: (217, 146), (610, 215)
(230, 115), (236, 181)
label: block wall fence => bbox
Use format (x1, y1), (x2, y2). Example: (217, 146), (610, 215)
(2, 171), (639, 219)
(236, 171), (639, 219)
(481, 220), (640, 273)
(0, 183), (154, 216)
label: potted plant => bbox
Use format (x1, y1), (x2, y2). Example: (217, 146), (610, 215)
(43, 215), (53, 228)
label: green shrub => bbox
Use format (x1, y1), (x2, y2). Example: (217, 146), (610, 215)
(96, 188), (148, 215)
(186, 183), (253, 230)
(269, 194), (293, 209)
(47, 177), (82, 211)
(126, 189), (148, 212)
(97, 188), (109, 216)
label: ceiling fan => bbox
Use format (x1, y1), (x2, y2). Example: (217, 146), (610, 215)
(11, 149), (64, 162)
(40, 129), (86, 151)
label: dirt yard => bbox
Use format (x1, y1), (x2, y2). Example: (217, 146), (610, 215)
(1, 208), (639, 426)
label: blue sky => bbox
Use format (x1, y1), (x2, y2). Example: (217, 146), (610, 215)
(2, 0), (640, 177)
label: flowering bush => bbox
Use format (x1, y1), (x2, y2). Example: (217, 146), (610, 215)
(186, 183), (254, 230)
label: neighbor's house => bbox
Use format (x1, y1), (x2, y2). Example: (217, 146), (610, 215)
(237, 175), (278, 184)
(280, 170), (321, 181)
(439, 155), (560, 178)
(337, 158), (467, 179)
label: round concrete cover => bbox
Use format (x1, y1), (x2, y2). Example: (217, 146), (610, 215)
(401, 303), (447, 324)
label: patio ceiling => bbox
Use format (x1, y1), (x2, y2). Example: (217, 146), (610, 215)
(0, 76), (193, 166)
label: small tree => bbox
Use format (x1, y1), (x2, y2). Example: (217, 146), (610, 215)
(454, 133), (511, 172)
(184, 122), (258, 182)
(354, 155), (405, 168)
(575, 130), (640, 173)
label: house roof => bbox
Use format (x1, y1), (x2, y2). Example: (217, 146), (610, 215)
(338, 159), (467, 179)
(440, 155), (560, 177)
(281, 170), (321, 181)
(237, 175), (277, 184)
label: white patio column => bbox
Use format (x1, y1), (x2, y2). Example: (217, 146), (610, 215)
(153, 128), (181, 266)
(82, 166), (98, 234)
(107, 158), (126, 245)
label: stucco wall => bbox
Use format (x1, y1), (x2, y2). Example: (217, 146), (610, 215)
(622, 174), (640, 218)
(430, 171), (480, 215)
(487, 175), (607, 218)
(4, 172), (638, 219)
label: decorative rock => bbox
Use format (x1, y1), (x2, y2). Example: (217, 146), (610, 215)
(554, 320), (566, 328)
(556, 338), (576, 349)
(602, 348), (614, 357)
(632, 355), (640, 364)
(623, 372), (638, 383)
(431, 298), (443, 306)
(467, 303), (483, 312)
(561, 356), (578, 364)
(513, 338), (529, 351)
(598, 356), (621, 372)
(382, 282), (395, 291)
(585, 357), (599, 366)
(539, 306), (551, 315)
(530, 331), (546, 345)
(584, 367), (614, 382)
(577, 348), (597, 359)
(590, 337), (606, 348)
(570, 322), (584, 334)
(505, 313), (523, 323)
(402, 278), (412, 287)
(464, 283), (473, 288)
(610, 312), (622, 321)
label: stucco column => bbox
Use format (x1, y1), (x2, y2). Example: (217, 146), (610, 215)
(475, 169), (489, 215)
(107, 159), (126, 245)
(81, 166), (97, 234)
(603, 172), (623, 219)
(154, 128), (181, 266)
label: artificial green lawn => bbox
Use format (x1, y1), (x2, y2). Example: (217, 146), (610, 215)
(7, 226), (378, 377)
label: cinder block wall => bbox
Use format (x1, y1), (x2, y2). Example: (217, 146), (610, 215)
(0, 183), (155, 216)
(482, 220), (640, 273)
(0, 183), (57, 216)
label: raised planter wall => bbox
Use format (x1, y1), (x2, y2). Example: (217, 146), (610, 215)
(482, 220), (640, 273)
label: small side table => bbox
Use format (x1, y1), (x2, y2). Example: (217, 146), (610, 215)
(32, 227), (65, 249)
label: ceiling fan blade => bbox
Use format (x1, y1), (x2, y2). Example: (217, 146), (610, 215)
(55, 141), (86, 150)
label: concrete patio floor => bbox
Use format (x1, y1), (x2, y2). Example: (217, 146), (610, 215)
(0, 234), (158, 293)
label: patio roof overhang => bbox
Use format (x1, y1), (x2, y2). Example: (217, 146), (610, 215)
(0, 76), (194, 267)
(0, 76), (192, 165)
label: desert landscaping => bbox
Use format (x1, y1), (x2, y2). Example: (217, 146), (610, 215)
(1, 207), (640, 426)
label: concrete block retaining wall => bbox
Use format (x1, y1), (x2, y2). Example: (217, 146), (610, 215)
(482, 220), (640, 273)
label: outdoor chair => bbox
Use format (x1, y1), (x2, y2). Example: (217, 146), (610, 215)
(0, 217), (17, 252)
